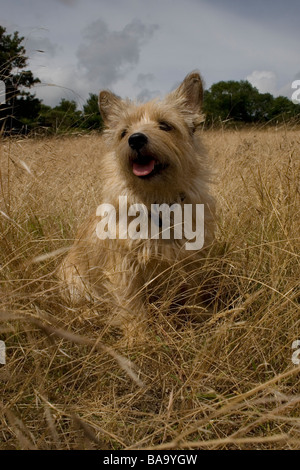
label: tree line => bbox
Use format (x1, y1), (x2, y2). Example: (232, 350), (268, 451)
(203, 80), (300, 126)
(0, 26), (299, 135)
(0, 26), (102, 134)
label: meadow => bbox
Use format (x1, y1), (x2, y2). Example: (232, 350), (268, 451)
(0, 126), (299, 450)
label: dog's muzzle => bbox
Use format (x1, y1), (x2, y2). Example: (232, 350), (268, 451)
(128, 132), (168, 178)
(128, 133), (148, 151)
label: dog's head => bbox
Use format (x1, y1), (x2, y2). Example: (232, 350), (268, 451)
(98, 72), (206, 197)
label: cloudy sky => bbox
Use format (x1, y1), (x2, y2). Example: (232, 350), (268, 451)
(2, 0), (300, 107)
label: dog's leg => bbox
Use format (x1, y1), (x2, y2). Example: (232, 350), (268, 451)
(106, 272), (149, 346)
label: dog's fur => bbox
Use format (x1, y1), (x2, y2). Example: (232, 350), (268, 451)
(58, 72), (215, 341)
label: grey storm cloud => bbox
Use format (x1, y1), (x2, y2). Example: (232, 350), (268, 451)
(54, 0), (78, 5)
(77, 19), (159, 89)
(24, 35), (58, 58)
(135, 73), (159, 102)
(135, 73), (155, 88)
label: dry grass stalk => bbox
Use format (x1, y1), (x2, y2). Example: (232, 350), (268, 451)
(0, 126), (299, 449)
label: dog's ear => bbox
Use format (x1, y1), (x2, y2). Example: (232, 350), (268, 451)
(167, 71), (204, 114)
(99, 90), (124, 124)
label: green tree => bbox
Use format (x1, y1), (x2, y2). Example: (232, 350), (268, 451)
(82, 93), (103, 130)
(252, 92), (274, 121)
(203, 80), (260, 124)
(203, 79), (300, 126)
(268, 96), (299, 122)
(38, 99), (82, 132)
(0, 26), (41, 132)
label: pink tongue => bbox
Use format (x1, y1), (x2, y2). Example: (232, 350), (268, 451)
(132, 159), (155, 176)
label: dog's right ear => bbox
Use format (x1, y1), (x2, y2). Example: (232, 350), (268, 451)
(99, 90), (124, 125)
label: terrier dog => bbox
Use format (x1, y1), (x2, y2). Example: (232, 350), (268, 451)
(59, 71), (215, 341)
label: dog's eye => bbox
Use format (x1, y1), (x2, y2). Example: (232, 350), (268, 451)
(120, 129), (127, 139)
(158, 121), (173, 132)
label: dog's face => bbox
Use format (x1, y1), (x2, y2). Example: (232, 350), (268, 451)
(99, 72), (205, 196)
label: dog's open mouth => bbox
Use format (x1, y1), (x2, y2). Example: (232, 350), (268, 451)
(131, 154), (167, 178)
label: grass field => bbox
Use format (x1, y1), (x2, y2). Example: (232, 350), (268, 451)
(0, 126), (299, 450)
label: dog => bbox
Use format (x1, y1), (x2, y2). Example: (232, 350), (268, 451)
(58, 71), (215, 342)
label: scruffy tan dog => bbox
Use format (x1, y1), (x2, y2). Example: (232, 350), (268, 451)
(59, 72), (215, 342)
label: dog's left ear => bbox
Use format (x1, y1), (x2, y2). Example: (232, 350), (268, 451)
(167, 71), (204, 114)
(99, 90), (124, 124)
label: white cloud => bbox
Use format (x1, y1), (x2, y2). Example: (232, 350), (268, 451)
(277, 71), (300, 100)
(246, 71), (277, 95)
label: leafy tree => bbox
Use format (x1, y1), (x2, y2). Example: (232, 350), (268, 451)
(82, 93), (103, 130)
(268, 96), (299, 122)
(203, 80), (300, 125)
(38, 99), (82, 132)
(252, 92), (274, 121)
(0, 26), (41, 132)
(203, 80), (260, 124)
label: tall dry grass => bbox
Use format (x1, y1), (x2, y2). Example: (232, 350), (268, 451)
(0, 127), (299, 450)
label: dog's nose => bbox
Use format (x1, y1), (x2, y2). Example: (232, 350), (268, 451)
(128, 133), (148, 151)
